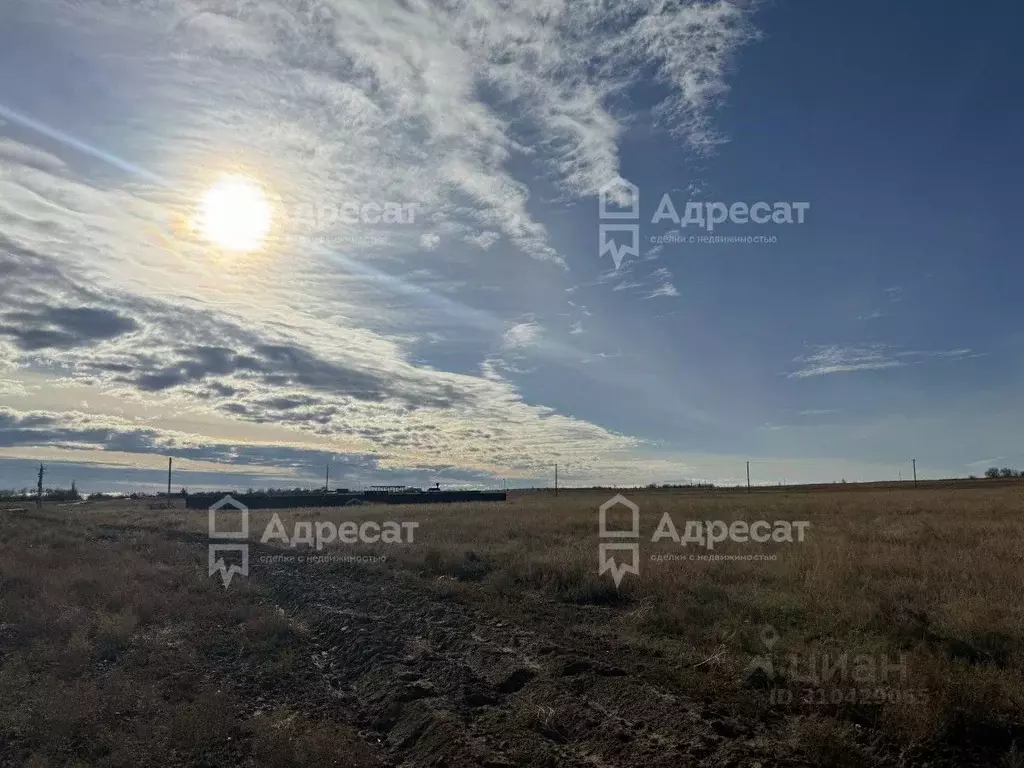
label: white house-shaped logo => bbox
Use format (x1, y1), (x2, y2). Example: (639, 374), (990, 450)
(208, 494), (249, 539)
(208, 495), (250, 588)
(597, 494), (641, 587)
(598, 179), (640, 270)
(598, 179), (640, 219)
(598, 494), (640, 537)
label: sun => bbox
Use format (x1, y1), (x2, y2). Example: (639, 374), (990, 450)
(196, 174), (272, 252)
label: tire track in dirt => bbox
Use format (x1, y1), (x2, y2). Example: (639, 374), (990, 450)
(259, 562), (814, 768)
(89, 519), (983, 767)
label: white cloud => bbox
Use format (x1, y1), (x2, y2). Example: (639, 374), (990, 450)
(789, 345), (906, 378)
(613, 280), (643, 292)
(0, 0), (760, 485)
(647, 282), (680, 298)
(464, 230), (502, 250)
(502, 320), (544, 349)
(789, 344), (977, 378)
(856, 310), (883, 321)
(884, 286), (903, 302)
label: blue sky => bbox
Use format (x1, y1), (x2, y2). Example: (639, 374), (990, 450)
(1, 0), (1022, 492)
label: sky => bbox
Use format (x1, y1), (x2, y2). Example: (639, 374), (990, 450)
(1, 0), (1022, 493)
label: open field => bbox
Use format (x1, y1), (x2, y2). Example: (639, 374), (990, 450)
(1, 485), (1023, 766)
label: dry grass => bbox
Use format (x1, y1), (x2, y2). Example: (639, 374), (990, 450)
(197, 486), (1024, 753)
(2, 484), (1023, 763)
(0, 503), (375, 766)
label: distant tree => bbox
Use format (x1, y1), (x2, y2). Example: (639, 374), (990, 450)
(999, 467), (1018, 478)
(985, 467), (1001, 478)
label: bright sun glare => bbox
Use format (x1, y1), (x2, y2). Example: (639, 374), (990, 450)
(196, 174), (272, 252)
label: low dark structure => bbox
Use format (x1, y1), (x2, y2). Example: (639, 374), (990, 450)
(185, 490), (506, 510)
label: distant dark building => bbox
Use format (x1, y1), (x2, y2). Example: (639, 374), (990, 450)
(366, 485), (418, 495)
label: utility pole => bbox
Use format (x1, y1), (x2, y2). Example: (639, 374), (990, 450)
(325, 465), (330, 492)
(37, 463), (44, 508)
(911, 458), (917, 489)
(554, 463), (558, 497)
(167, 457), (173, 508)
(746, 461), (751, 493)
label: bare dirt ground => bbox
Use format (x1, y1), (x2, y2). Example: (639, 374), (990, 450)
(1, 486), (1023, 766)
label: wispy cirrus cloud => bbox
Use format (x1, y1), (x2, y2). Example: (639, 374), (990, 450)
(592, 260), (681, 299)
(789, 344), (977, 378)
(647, 282), (680, 299)
(502, 320), (545, 350)
(789, 345), (904, 378)
(7, 0), (755, 264)
(884, 286), (903, 302)
(0, 0), (760, 489)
